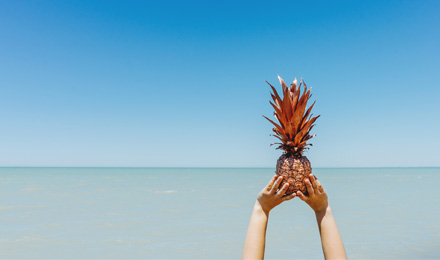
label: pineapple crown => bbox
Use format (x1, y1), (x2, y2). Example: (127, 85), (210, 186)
(263, 75), (320, 156)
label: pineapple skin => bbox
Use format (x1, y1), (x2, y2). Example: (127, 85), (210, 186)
(276, 154), (311, 195)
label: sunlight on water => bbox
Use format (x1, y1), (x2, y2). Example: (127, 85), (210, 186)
(1, 167), (439, 259)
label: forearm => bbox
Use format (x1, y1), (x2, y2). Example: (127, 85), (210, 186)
(315, 206), (347, 260)
(242, 201), (269, 260)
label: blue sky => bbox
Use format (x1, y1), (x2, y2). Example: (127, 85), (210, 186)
(0, 0), (439, 167)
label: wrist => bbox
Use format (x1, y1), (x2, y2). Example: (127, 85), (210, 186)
(315, 205), (331, 218)
(254, 200), (270, 217)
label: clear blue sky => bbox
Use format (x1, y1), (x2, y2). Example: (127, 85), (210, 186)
(0, 0), (439, 167)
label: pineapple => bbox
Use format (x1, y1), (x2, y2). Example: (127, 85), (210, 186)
(263, 75), (320, 195)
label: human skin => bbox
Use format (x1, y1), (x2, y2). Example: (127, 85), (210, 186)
(242, 174), (347, 260)
(297, 174), (347, 260)
(242, 175), (296, 260)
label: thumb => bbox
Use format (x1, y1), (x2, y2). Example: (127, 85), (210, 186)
(296, 191), (307, 201)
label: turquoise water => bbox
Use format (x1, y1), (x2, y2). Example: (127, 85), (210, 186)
(1, 167), (439, 259)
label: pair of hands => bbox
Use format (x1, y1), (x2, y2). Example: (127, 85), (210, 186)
(256, 174), (328, 215)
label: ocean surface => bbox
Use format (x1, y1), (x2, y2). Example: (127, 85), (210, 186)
(1, 167), (439, 259)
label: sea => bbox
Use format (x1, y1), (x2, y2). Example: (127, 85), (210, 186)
(1, 167), (439, 259)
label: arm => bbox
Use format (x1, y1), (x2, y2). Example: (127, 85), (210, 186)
(297, 174), (347, 260)
(242, 175), (296, 260)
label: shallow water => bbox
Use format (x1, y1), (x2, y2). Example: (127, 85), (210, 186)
(1, 167), (439, 259)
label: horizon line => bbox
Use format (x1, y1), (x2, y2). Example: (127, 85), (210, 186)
(0, 166), (439, 169)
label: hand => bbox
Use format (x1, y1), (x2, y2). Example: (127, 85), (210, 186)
(256, 175), (296, 215)
(297, 174), (329, 214)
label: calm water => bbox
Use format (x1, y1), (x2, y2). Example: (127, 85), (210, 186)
(0, 167), (439, 259)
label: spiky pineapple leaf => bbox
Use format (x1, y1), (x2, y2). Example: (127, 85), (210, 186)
(263, 75), (320, 155)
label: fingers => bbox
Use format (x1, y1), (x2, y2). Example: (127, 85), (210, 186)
(316, 179), (325, 193)
(270, 176), (283, 194)
(309, 174), (318, 191)
(305, 178), (314, 195)
(266, 175), (277, 191)
(282, 192), (296, 201)
(296, 190), (307, 201)
(277, 182), (289, 197)
(310, 174), (325, 193)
